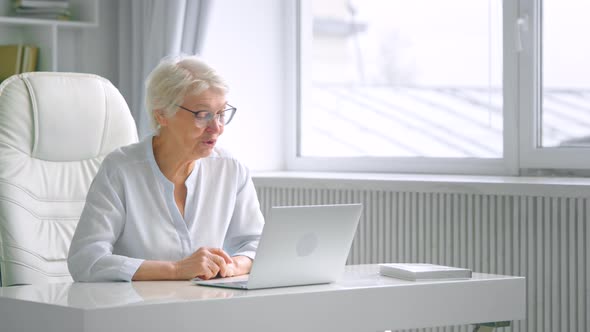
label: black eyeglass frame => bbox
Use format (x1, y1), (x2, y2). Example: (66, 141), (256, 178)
(175, 103), (237, 127)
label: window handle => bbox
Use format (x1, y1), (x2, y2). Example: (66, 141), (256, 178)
(516, 14), (529, 52)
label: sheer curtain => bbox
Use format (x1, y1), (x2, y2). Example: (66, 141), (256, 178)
(117, 0), (211, 138)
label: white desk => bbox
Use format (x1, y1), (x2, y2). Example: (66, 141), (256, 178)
(0, 265), (525, 332)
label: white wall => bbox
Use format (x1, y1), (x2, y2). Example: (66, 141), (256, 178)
(21, 0), (286, 171)
(201, 0), (285, 171)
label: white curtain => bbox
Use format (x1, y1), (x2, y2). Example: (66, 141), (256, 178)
(118, 0), (211, 138)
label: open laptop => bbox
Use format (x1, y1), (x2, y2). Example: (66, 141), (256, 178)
(192, 203), (363, 290)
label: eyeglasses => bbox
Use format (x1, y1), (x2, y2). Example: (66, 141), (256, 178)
(176, 104), (237, 128)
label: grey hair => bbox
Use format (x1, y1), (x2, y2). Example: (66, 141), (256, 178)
(145, 55), (229, 133)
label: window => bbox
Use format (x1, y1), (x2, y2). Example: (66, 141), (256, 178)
(289, 0), (590, 174)
(541, 0), (590, 149)
(519, 0), (590, 170)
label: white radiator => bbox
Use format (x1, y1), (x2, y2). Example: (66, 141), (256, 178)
(253, 179), (589, 332)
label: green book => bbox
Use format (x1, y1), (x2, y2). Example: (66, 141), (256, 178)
(0, 44), (24, 82)
(21, 45), (39, 73)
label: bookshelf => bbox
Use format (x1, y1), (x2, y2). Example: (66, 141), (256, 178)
(0, 0), (99, 72)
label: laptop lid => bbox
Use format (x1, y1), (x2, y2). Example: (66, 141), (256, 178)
(194, 203), (363, 290)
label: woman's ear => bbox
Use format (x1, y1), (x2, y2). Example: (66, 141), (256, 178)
(154, 109), (168, 127)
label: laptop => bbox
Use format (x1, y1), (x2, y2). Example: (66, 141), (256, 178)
(192, 203), (363, 290)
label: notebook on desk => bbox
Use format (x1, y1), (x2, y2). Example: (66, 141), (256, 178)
(191, 203), (363, 290)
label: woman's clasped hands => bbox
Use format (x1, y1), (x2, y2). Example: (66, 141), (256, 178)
(173, 247), (238, 280)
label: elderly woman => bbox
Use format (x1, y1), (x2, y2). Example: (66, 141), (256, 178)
(67, 55), (264, 282)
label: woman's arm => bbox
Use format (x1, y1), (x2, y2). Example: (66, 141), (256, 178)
(222, 165), (265, 274)
(68, 161), (144, 282)
(131, 261), (176, 280)
(132, 247), (238, 281)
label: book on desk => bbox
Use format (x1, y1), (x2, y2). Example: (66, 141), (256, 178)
(379, 263), (472, 281)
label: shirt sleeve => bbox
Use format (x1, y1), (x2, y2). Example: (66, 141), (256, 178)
(223, 165), (265, 259)
(67, 159), (144, 282)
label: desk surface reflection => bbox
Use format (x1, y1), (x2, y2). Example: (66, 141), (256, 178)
(0, 264), (525, 332)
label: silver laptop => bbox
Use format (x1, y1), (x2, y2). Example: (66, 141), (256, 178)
(192, 203), (363, 290)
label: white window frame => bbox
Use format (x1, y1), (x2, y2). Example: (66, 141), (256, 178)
(285, 0), (589, 175)
(518, 0), (590, 170)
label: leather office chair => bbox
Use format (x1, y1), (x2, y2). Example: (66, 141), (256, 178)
(0, 72), (138, 286)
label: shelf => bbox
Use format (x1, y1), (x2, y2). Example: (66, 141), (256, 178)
(0, 0), (99, 72)
(0, 16), (97, 28)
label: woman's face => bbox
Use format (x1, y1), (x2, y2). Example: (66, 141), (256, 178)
(158, 88), (227, 160)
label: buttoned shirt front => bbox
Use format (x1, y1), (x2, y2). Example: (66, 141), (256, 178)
(68, 136), (264, 282)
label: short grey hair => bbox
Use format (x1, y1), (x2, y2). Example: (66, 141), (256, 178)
(145, 55), (229, 133)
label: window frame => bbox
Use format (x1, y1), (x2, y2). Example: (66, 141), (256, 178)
(286, 0), (588, 175)
(518, 0), (590, 170)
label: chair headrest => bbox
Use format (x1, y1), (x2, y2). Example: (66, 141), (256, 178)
(0, 72), (137, 161)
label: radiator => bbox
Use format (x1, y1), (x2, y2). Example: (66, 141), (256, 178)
(253, 180), (589, 332)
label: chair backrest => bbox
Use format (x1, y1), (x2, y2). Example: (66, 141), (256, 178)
(0, 72), (138, 286)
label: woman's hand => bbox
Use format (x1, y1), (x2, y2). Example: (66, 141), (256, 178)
(132, 249), (254, 281)
(173, 247), (233, 280)
(224, 255), (253, 277)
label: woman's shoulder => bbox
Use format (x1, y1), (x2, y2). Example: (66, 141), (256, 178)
(205, 147), (247, 170)
(101, 139), (148, 168)
(208, 146), (238, 162)
(204, 148), (253, 186)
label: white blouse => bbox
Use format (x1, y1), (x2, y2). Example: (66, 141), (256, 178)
(67, 136), (265, 282)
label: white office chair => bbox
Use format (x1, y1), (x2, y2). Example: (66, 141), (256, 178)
(0, 72), (138, 286)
